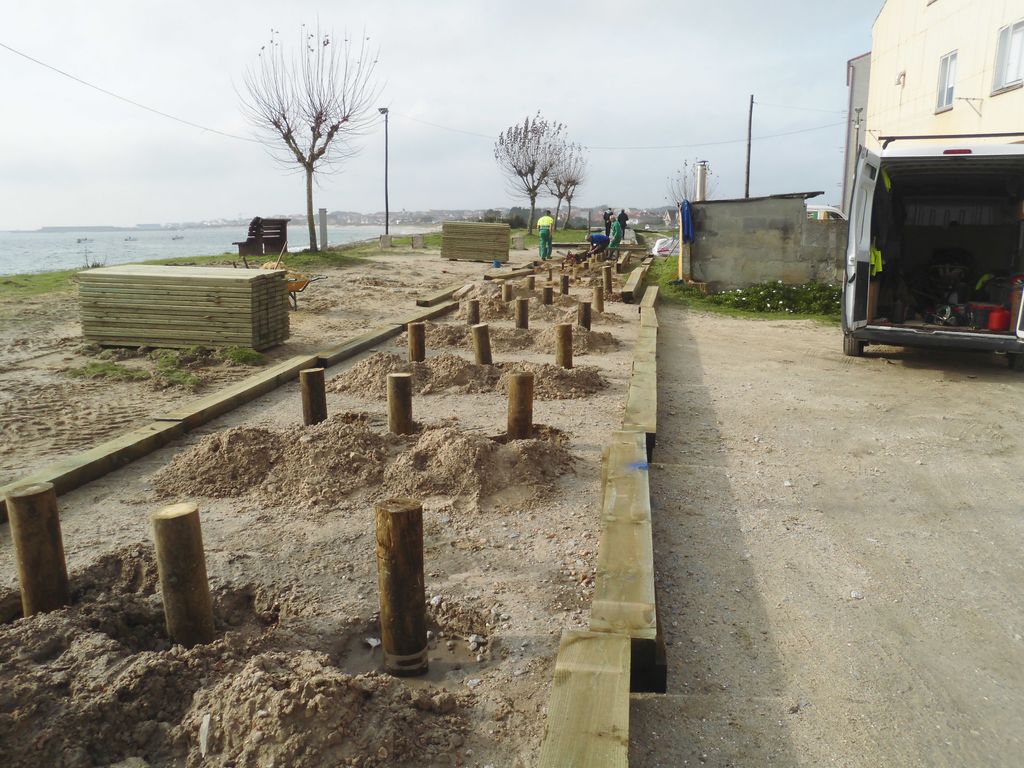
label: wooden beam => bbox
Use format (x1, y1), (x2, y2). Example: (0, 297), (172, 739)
(398, 301), (459, 328)
(537, 631), (631, 768)
(414, 282), (471, 307)
(318, 324), (404, 367)
(483, 266), (538, 281)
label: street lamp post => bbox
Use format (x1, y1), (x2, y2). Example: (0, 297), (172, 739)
(378, 107), (390, 235)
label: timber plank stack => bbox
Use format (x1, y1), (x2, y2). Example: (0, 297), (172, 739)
(441, 222), (510, 262)
(78, 265), (289, 350)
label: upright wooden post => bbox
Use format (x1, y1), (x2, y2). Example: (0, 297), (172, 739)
(542, 285), (554, 305)
(515, 297), (529, 330)
(375, 498), (428, 677)
(555, 323), (573, 369)
(578, 300), (592, 331)
(472, 323), (493, 365)
(593, 284), (605, 313)
(408, 322), (426, 363)
(501, 281), (513, 302)
(507, 372), (534, 440)
(560, 274), (570, 295)
(547, 268), (553, 281)
(151, 503), (215, 648)
(526, 275), (536, 291)
(5, 482), (69, 617)
(387, 372), (414, 435)
(466, 298), (480, 326)
(300, 367), (327, 426)
(602, 265), (613, 294)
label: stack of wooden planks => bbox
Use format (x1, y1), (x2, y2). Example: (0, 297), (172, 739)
(78, 265), (289, 350)
(440, 222), (510, 262)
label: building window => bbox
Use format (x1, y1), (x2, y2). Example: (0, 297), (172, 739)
(936, 50), (957, 111)
(993, 21), (1024, 92)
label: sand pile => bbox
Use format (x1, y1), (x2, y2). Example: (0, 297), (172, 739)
(382, 426), (573, 504)
(497, 363), (608, 400)
(534, 326), (620, 355)
(393, 322), (470, 350)
(153, 413), (402, 505)
(487, 327), (535, 353)
(329, 352), (501, 399)
(173, 651), (472, 768)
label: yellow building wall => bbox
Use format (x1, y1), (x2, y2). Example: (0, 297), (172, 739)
(867, 0), (1024, 147)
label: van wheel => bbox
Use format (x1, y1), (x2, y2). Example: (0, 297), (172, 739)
(1008, 354), (1024, 371)
(843, 334), (865, 357)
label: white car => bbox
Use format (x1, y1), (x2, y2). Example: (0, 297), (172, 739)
(806, 204), (847, 221)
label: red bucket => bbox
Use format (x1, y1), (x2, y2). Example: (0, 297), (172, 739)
(988, 307), (1011, 332)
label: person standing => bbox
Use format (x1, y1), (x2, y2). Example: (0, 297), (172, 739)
(617, 209), (628, 237)
(537, 210), (554, 261)
(603, 209), (612, 237)
(609, 216), (623, 260)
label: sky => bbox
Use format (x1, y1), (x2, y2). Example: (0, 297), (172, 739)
(0, 1), (880, 230)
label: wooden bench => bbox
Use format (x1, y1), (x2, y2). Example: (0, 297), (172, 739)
(537, 631), (631, 767)
(233, 217), (289, 259)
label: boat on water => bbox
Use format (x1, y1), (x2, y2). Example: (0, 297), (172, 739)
(124, 236), (137, 242)
(171, 235), (184, 240)
(76, 237), (92, 244)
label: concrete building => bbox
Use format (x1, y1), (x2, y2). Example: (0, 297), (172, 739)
(865, 0), (1024, 148)
(842, 52), (871, 214)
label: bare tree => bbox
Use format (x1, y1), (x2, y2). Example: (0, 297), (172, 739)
(667, 159), (716, 207)
(494, 113), (565, 234)
(242, 26), (379, 252)
(546, 142), (586, 231)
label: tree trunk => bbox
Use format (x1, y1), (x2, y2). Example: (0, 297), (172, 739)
(565, 197), (574, 230)
(528, 194), (537, 236)
(554, 195), (565, 232)
(305, 166), (318, 253)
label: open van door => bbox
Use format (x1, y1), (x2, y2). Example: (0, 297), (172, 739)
(845, 147), (880, 331)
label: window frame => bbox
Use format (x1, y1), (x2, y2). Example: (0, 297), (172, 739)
(992, 20), (1024, 95)
(936, 50), (958, 113)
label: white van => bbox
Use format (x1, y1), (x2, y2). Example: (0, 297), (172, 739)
(843, 138), (1024, 369)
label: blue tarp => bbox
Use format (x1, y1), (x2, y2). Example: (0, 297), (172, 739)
(680, 200), (695, 244)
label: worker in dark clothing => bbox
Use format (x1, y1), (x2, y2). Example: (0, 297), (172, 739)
(617, 210), (628, 236)
(584, 232), (611, 260)
(603, 209), (613, 237)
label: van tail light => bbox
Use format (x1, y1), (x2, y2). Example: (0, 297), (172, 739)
(943, 149), (973, 154)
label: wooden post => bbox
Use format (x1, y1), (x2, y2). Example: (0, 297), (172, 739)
(602, 265), (613, 294)
(501, 281), (513, 302)
(5, 482), (69, 617)
(300, 367), (327, 426)
(472, 323), (493, 365)
(507, 372), (534, 440)
(547, 268), (553, 281)
(515, 297), (529, 330)
(560, 274), (570, 295)
(542, 285), (554, 305)
(555, 323), (573, 369)
(593, 284), (605, 313)
(408, 322), (426, 363)
(578, 300), (592, 331)
(466, 298), (480, 326)
(151, 503), (215, 648)
(387, 372), (414, 435)
(526, 275), (536, 290)
(375, 498), (428, 677)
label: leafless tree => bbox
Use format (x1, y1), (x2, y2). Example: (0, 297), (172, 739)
(241, 26), (380, 252)
(546, 142), (586, 231)
(667, 159), (717, 207)
(494, 113), (565, 234)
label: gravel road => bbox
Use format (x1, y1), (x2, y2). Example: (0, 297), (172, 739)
(630, 305), (1024, 767)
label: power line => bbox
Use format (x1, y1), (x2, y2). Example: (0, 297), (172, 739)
(0, 39), (259, 143)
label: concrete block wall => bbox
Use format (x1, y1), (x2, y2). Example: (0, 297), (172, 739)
(691, 197), (846, 290)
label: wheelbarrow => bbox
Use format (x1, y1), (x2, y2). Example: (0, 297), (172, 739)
(285, 272), (327, 309)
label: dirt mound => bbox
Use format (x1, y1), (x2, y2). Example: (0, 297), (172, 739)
(487, 327), (536, 352)
(153, 413), (403, 507)
(173, 651), (472, 767)
(393, 322), (470, 350)
(329, 352), (501, 399)
(383, 426), (573, 504)
(534, 326), (620, 355)
(497, 363), (608, 400)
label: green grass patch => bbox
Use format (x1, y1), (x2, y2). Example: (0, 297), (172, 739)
(650, 256), (841, 324)
(0, 269), (79, 300)
(219, 346), (265, 366)
(67, 361), (151, 382)
(149, 348), (208, 391)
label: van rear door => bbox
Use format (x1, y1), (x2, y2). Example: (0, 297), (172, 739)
(845, 148), (880, 330)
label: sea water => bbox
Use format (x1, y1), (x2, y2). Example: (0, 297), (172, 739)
(0, 224), (433, 276)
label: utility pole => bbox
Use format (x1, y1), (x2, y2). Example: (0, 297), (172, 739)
(745, 95), (753, 198)
(378, 107), (390, 234)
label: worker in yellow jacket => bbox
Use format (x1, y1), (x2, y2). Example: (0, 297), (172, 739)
(537, 210), (554, 260)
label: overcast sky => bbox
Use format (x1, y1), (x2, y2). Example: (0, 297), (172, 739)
(0, 1), (879, 230)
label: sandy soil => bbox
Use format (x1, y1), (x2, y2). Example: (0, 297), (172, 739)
(630, 306), (1024, 767)
(0, 248), (636, 767)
